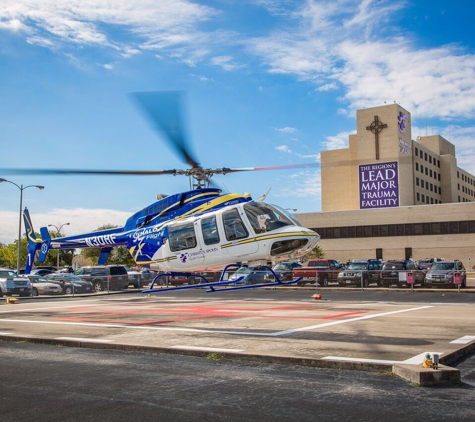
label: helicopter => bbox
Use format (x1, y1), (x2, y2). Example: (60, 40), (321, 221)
(5, 92), (321, 291)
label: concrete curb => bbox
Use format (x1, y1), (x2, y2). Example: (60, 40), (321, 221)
(1, 333), (474, 383)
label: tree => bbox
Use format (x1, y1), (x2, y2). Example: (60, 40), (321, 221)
(301, 245), (325, 262)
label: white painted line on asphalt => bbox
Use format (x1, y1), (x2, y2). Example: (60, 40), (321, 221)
(0, 332), (14, 335)
(272, 306), (434, 336)
(54, 337), (114, 343)
(322, 356), (397, 365)
(169, 345), (244, 353)
(450, 335), (475, 344)
(402, 351), (443, 365)
(430, 303), (471, 306)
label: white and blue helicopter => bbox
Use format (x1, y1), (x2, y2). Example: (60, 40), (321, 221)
(4, 92), (320, 293)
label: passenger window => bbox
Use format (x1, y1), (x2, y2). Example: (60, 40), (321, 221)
(201, 216), (220, 245)
(223, 209), (249, 241)
(169, 222), (197, 252)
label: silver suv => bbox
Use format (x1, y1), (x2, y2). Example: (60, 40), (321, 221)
(424, 260), (466, 288)
(0, 268), (32, 297)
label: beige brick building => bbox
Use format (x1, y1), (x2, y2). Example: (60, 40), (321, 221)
(296, 103), (475, 266)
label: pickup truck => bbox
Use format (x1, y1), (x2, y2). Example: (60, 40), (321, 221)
(292, 259), (344, 286)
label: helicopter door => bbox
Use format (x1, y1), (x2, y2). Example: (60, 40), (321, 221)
(168, 221), (204, 268)
(222, 207), (258, 258)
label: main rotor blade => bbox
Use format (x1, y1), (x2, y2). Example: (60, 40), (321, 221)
(215, 163), (320, 174)
(131, 91), (200, 169)
(0, 168), (181, 176)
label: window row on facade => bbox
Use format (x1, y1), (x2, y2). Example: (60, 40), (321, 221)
(458, 171), (475, 186)
(415, 162), (440, 181)
(314, 220), (475, 239)
(414, 147), (440, 168)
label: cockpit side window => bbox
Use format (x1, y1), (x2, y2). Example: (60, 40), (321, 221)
(223, 208), (249, 241)
(201, 216), (220, 245)
(169, 222), (197, 252)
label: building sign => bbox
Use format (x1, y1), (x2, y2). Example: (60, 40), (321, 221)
(397, 111), (412, 155)
(359, 162), (399, 209)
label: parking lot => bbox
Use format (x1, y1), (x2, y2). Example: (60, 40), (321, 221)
(0, 287), (474, 371)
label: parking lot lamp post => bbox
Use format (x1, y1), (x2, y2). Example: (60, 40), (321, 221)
(48, 223), (70, 268)
(0, 179), (45, 274)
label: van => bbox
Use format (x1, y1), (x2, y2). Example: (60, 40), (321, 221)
(0, 268), (32, 297)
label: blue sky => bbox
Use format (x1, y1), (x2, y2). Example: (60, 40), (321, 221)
(1, 0), (474, 244)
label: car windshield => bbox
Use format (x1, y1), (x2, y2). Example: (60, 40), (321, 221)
(383, 262), (405, 270)
(65, 274), (82, 281)
(235, 267), (253, 275)
(347, 262), (367, 270)
(274, 263), (291, 271)
(0, 270), (18, 278)
(431, 262), (455, 271)
(31, 276), (48, 283)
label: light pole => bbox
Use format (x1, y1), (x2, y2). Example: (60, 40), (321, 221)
(48, 223), (70, 268)
(0, 178), (44, 274)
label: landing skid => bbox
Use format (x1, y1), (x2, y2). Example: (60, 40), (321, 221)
(142, 264), (303, 294)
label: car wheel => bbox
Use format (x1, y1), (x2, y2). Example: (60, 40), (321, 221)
(0, 289), (3, 297)
(65, 286), (73, 295)
(363, 278), (370, 288)
(319, 277), (329, 287)
(94, 282), (103, 292)
(32, 288), (39, 297)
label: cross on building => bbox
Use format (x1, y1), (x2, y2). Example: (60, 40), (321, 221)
(366, 116), (387, 160)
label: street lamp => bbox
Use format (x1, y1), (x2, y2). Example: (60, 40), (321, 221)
(48, 223), (70, 268)
(0, 178), (44, 274)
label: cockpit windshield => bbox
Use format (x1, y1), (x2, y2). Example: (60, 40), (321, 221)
(243, 202), (300, 234)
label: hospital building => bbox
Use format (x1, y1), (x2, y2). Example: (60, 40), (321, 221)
(296, 103), (475, 267)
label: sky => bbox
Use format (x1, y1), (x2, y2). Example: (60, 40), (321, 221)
(0, 0), (474, 245)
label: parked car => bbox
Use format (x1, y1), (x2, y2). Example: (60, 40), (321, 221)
(417, 258), (445, 272)
(74, 265), (129, 291)
(45, 273), (94, 294)
(337, 259), (382, 287)
(265, 262), (302, 283)
(30, 268), (55, 277)
(379, 260), (425, 287)
(123, 266), (143, 288)
(26, 275), (63, 296)
(0, 268), (32, 297)
(424, 260), (466, 288)
(228, 266), (269, 285)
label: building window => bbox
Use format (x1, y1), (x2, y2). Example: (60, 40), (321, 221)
(417, 192), (420, 201)
(426, 195), (430, 203)
(416, 178), (419, 186)
(430, 184), (433, 192)
(438, 174), (441, 181)
(458, 183), (460, 190)
(425, 168), (428, 175)
(430, 169), (433, 177)
(424, 152), (428, 161)
(426, 181), (429, 189)
(416, 163), (419, 171)
(415, 147), (419, 156)
(429, 156), (432, 164)
(420, 165), (424, 173)
(439, 187), (441, 194)
(438, 160), (440, 167)
(422, 195), (425, 203)
(458, 171), (460, 178)
(420, 150), (423, 158)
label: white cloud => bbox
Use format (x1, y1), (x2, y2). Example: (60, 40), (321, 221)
(0, 208), (131, 245)
(210, 55), (244, 71)
(276, 145), (292, 153)
(277, 127), (297, 133)
(324, 131), (353, 150)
